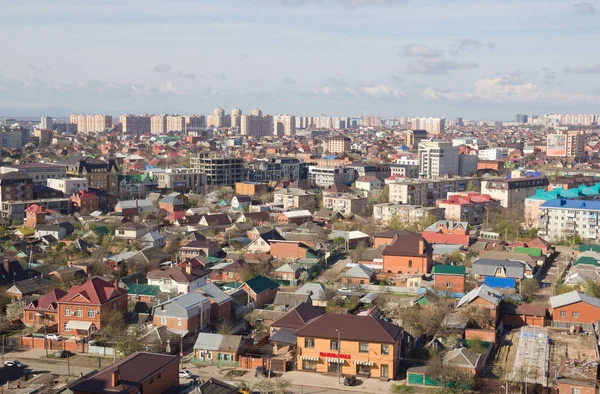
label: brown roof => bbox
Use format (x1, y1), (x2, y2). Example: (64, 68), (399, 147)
(295, 314), (402, 344)
(58, 278), (126, 305)
(68, 352), (179, 393)
(382, 232), (432, 257)
(271, 302), (325, 330)
(503, 303), (547, 317)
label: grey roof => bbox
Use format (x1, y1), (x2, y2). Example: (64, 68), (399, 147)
(275, 263), (300, 273)
(344, 263), (375, 279)
(193, 333), (222, 351)
(7, 277), (54, 295)
(153, 292), (208, 319)
(141, 231), (165, 242)
(269, 327), (297, 345)
(457, 284), (502, 308)
(443, 347), (481, 369)
(198, 283), (232, 305)
(432, 244), (464, 255)
(549, 290), (600, 309)
(359, 292), (379, 304)
(295, 283), (327, 301)
(273, 292), (310, 307)
(472, 258), (526, 279)
(480, 251), (535, 266)
(218, 335), (243, 352)
(160, 195), (183, 205)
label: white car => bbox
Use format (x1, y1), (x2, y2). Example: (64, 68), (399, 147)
(179, 369), (193, 379)
(4, 360), (25, 368)
(46, 334), (63, 341)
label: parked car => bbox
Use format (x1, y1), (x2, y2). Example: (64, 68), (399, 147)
(4, 360), (25, 368)
(255, 366), (268, 377)
(343, 375), (357, 386)
(179, 369), (193, 379)
(46, 334), (63, 341)
(54, 350), (74, 358)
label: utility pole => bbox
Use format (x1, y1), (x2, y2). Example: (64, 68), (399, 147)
(336, 328), (341, 385)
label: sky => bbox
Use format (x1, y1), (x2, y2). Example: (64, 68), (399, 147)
(0, 0), (599, 120)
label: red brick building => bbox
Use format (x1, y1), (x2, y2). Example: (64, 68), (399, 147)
(382, 232), (433, 275)
(549, 291), (600, 325)
(431, 265), (466, 293)
(24, 204), (47, 227)
(241, 275), (279, 307)
(57, 278), (127, 336)
(71, 191), (99, 215)
(23, 289), (67, 328)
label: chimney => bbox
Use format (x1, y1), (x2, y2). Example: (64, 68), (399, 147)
(114, 279), (119, 289)
(111, 370), (120, 387)
(4, 259), (12, 276)
(185, 264), (192, 275)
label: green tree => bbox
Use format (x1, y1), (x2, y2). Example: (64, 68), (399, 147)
(520, 278), (540, 302)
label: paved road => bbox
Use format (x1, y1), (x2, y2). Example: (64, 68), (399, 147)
(4, 354), (98, 378)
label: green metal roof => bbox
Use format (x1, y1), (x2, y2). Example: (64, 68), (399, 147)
(574, 256), (600, 267)
(244, 275), (279, 294)
(579, 244), (600, 253)
(128, 283), (160, 297)
(431, 265), (466, 275)
(513, 247), (542, 257)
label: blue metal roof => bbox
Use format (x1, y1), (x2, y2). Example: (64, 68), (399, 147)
(483, 277), (516, 289)
(541, 198), (600, 210)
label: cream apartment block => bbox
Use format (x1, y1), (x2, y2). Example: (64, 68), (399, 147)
(120, 115), (151, 134)
(481, 177), (549, 208)
(322, 192), (368, 215)
(69, 115), (112, 133)
(327, 136), (351, 154)
(273, 188), (317, 210)
(388, 177), (481, 206)
(418, 140), (459, 178)
(373, 203), (444, 225)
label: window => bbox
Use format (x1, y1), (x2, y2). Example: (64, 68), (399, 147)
(88, 310), (96, 318)
(408, 260), (413, 268)
(75, 308), (83, 317)
(64, 322), (71, 332)
(359, 343), (369, 353)
(64, 308), (71, 316)
(572, 388), (581, 394)
(446, 282), (451, 289)
(330, 340), (339, 351)
(381, 364), (389, 378)
(560, 311), (567, 318)
(177, 319), (182, 327)
(29, 313), (34, 321)
(381, 344), (389, 355)
(160, 317), (167, 325)
(304, 338), (314, 348)
(572, 312), (579, 319)
(302, 360), (317, 371)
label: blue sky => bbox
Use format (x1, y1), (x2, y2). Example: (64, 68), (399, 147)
(1, 0), (599, 120)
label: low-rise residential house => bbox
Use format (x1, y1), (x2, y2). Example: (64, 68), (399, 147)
(373, 203), (444, 226)
(273, 263), (302, 281)
(382, 232), (433, 276)
(193, 333), (246, 362)
(231, 195), (254, 210)
(67, 352), (179, 394)
(140, 231), (166, 249)
(431, 265), (466, 293)
(342, 264), (376, 285)
(209, 260), (245, 283)
(6, 276), (55, 299)
(322, 192), (368, 216)
(178, 239), (218, 259)
(442, 347), (483, 376)
(274, 188), (317, 210)
(277, 210), (313, 225)
(235, 211), (270, 225)
(34, 224), (67, 240)
(549, 291), (600, 327)
(127, 283), (160, 303)
(246, 229), (285, 253)
(355, 176), (382, 192)
(472, 258), (532, 288)
(147, 265), (209, 294)
(57, 277), (128, 336)
(114, 222), (149, 240)
(199, 213), (232, 228)
(421, 220), (470, 248)
(295, 283), (328, 307)
(152, 292), (211, 335)
(23, 288), (67, 327)
(438, 192), (500, 225)
(269, 240), (319, 260)
(456, 284), (502, 325)
(501, 304), (547, 328)
(241, 275), (279, 307)
(196, 283), (232, 323)
(328, 230), (370, 249)
(158, 195), (184, 213)
(271, 302), (325, 334)
(71, 191), (99, 216)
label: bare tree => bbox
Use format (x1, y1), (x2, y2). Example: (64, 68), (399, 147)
(6, 298), (24, 323)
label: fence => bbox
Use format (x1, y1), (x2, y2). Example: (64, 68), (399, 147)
(358, 284), (420, 294)
(88, 345), (115, 356)
(191, 358), (239, 368)
(18, 336), (87, 353)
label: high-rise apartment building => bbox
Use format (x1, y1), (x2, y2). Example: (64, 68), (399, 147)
(240, 110), (273, 137)
(514, 113), (528, 123)
(547, 130), (586, 159)
(405, 129), (428, 149)
(190, 154), (244, 186)
(69, 115), (112, 133)
(418, 140), (459, 178)
(40, 116), (53, 130)
(410, 117), (445, 135)
(273, 115), (296, 136)
(53, 122), (77, 134)
(361, 116), (382, 128)
(231, 108), (242, 129)
(166, 115), (185, 132)
(120, 115), (151, 134)
(185, 115), (206, 131)
(150, 115), (167, 135)
(207, 107), (226, 128)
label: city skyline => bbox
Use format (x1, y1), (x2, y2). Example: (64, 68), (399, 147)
(1, 0), (599, 118)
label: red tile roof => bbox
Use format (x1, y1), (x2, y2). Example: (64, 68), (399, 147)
(58, 278), (126, 305)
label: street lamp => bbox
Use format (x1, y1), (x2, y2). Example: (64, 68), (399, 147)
(35, 312), (47, 357)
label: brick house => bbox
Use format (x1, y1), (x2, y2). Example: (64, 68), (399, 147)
(342, 264), (376, 286)
(382, 232), (433, 275)
(178, 240), (218, 259)
(152, 292), (211, 335)
(373, 229), (407, 249)
(68, 352), (179, 394)
(277, 210), (313, 225)
(71, 191), (99, 216)
(273, 263), (302, 281)
(556, 378), (596, 394)
(158, 195), (184, 214)
(57, 278), (128, 336)
(421, 220), (471, 248)
(193, 333), (246, 362)
(501, 304), (546, 328)
(269, 240), (318, 260)
(549, 291), (600, 326)
(23, 288), (67, 327)
(456, 285), (502, 327)
(196, 283), (232, 323)
(431, 265), (466, 293)
(241, 275), (279, 307)
(24, 204), (47, 227)
(209, 260), (245, 283)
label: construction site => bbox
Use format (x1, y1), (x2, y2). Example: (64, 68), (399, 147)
(495, 326), (599, 391)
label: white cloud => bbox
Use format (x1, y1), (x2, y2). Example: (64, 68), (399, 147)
(564, 63), (600, 74)
(399, 43), (443, 58)
(406, 59), (478, 75)
(360, 84), (404, 98)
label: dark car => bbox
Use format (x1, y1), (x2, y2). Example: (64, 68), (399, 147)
(54, 350), (74, 358)
(343, 375), (357, 386)
(255, 366), (268, 377)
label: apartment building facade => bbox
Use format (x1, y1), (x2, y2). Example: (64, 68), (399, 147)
(388, 177), (481, 206)
(69, 115), (112, 133)
(418, 140), (459, 178)
(190, 155), (244, 187)
(308, 166), (355, 188)
(481, 177), (549, 208)
(538, 199), (600, 241)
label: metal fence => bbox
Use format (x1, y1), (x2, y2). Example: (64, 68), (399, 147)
(191, 357), (239, 368)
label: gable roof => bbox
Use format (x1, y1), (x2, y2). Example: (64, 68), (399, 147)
(443, 347), (481, 369)
(431, 265), (466, 275)
(196, 283), (232, 305)
(295, 314), (402, 344)
(472, 259), (527, 279)
(382, 232), (432, 257)
(295, 283), (327, 300)
(344, 263), (375, 279)
(549, 291), (600, 309)
(457, 284), (502, 308)
(27, 288), (67, 310)
(7, 276), (54, 295)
